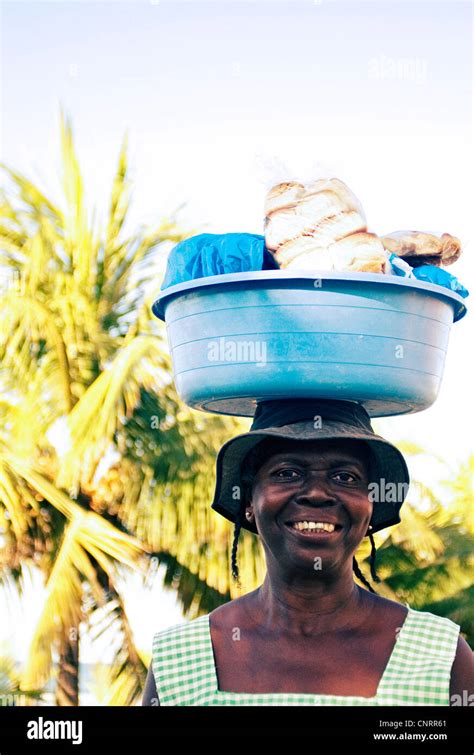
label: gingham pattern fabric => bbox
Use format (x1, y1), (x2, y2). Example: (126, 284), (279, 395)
(152, 607), (460, 706)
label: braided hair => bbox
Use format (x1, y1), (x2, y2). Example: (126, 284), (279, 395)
(231, 505), (244, 588)
(231, 437), (380, 592)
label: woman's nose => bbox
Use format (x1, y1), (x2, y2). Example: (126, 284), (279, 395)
(292, 472), (338, 503)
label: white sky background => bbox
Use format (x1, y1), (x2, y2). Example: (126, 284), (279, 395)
(0, 0), (472, 669)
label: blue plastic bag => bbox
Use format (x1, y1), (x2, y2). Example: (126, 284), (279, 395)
(387, 254), (469, 299)
(412, 265), (469, 299)
(161, 233), (279, 290)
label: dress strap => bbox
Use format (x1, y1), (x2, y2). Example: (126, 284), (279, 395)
(377, 608), (460, 705)
(152, 615), (215, 705)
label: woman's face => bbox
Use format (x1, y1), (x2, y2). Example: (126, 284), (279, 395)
(246, 439), (372, 575)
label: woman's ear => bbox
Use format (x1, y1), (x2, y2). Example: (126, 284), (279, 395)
(245, 508), (254, 523)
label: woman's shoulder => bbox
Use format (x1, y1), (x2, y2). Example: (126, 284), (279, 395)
(406, 605), (461, 627)
(152, 613), (210, 643)
(364, 592), (461, 636)
(401, 602), (462, 638)
(209, 590), (260, 630)
(338, 589), (408, 640)
(152, 595), (255, 645)
(366, 592), (409, 621)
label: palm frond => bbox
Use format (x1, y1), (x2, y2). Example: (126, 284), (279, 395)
(85, 574), (146, 706)
(103, 133), (131, 261)
(0, 163), (63, 225)
(0, 291), (73, 412)
(57, 336), (170, 491)
(2, 452), (145, 569)
(17, 499), (146, 690)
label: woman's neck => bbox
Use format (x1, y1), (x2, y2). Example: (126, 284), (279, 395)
(249, 571), (373, 637)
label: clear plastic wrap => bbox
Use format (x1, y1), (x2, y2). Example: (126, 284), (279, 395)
(259, 166), (463, 276)
(262, 174), (387, 274)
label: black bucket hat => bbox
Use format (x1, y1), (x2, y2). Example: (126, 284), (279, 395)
(211, 399), (410, 535)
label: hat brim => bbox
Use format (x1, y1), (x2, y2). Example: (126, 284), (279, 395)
(211, 421), (409, 535)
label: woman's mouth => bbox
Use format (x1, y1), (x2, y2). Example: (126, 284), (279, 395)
(284, 520), (343, 539)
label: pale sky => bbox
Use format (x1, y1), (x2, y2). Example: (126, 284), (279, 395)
(0, 0), (472, 674)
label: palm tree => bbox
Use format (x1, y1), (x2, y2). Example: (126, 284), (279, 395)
(0, 110), (245, 705)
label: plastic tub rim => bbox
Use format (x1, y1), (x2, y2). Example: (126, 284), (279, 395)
(152, 270), (467, 323)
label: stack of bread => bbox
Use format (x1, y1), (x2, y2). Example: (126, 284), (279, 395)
(380, 230), (461, 268)
(264, 178), (462, 273)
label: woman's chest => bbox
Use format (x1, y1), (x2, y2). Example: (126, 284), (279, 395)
(211, 624), (397, 697)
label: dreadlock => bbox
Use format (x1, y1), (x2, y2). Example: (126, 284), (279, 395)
(230, 437), (380, 593)
(230, 441), (267, 586)
(352, 556), (377, 593)
(231, 506), (244, 588)
(368, 530), (381, 584)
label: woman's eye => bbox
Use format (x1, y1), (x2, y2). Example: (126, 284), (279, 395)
(332, 471), (357, 483)
(273, 468), (301, 480)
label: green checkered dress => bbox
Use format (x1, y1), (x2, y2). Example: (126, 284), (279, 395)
(152, 607), (460, 706)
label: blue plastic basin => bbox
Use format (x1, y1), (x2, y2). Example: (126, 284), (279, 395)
(152, 271), (467, 417)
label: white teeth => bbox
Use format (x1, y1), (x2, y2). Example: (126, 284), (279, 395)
(291, 521), (336, 533)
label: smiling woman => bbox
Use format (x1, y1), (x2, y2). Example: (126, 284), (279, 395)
(142, 399), (473, 706)
(236, 436), (380, 593)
